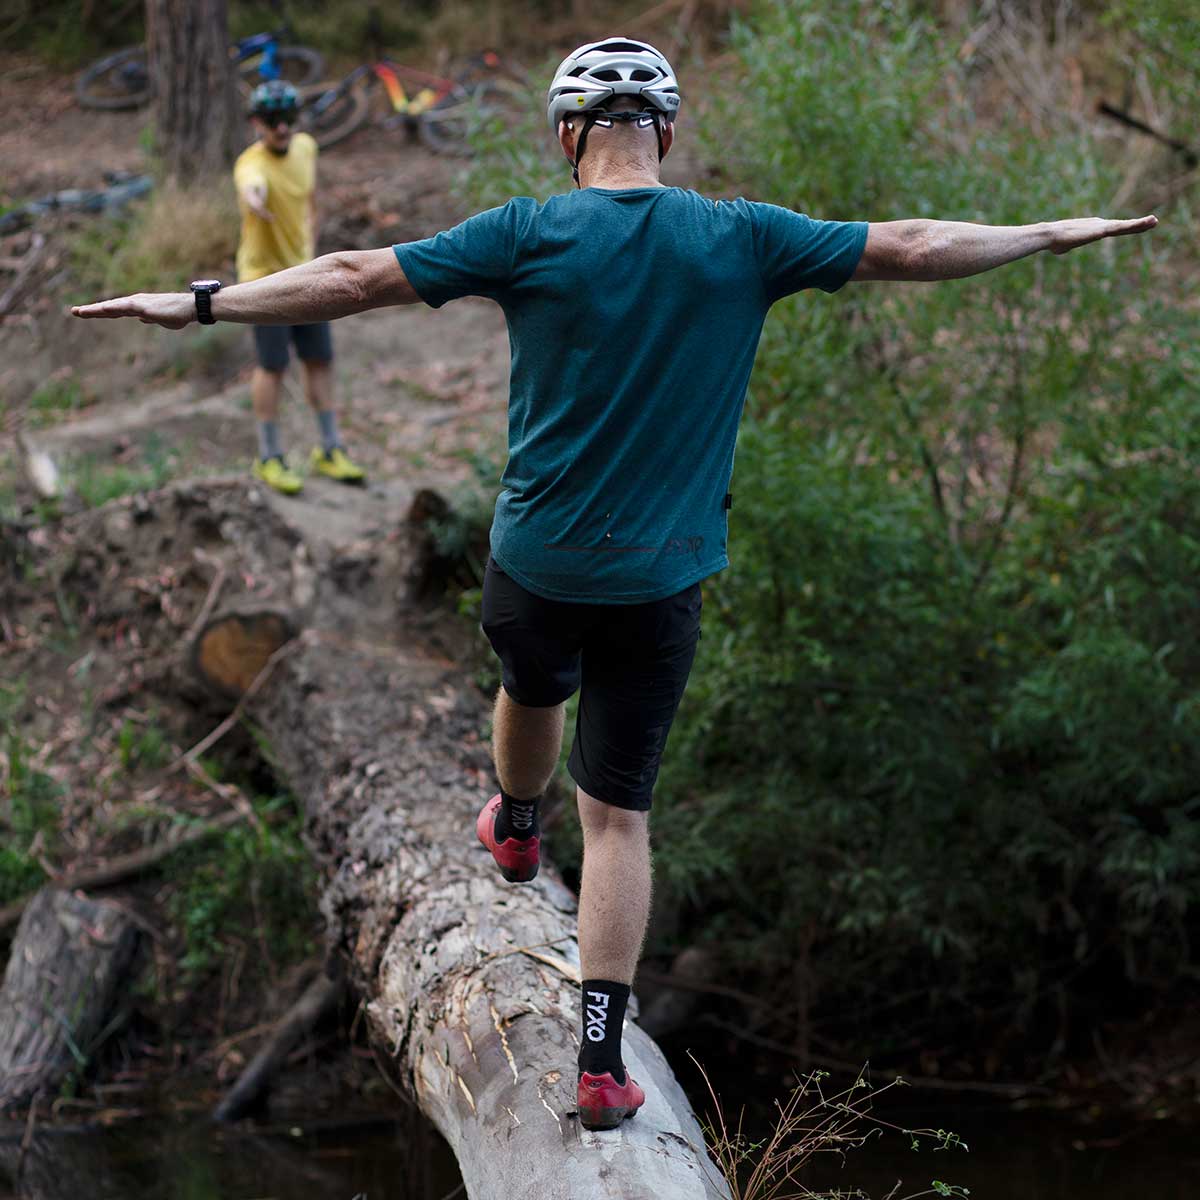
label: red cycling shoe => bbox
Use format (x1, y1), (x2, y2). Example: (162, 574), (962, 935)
(577, 1071), (645, 1131)
(475, 794), (540, 883)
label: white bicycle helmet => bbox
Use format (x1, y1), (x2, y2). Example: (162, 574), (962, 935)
(547, 37), (680, 132)
(547, 38), (681, 182)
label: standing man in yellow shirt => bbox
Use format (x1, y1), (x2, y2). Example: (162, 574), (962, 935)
(234, 80), (365, 494)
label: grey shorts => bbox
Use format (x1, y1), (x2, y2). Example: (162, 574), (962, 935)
(253, 322), (333, 371)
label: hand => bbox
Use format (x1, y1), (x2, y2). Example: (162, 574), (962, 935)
(1048, 214), (1157, 255)
(71, 292), (194, 329)
(243, 183), (273, 222)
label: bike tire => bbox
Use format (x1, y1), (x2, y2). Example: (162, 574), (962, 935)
(76, 46), (150, 110)
(297, 78), (372, 150)
(418, 81), (517, 157)
(237, 44), (326, 91)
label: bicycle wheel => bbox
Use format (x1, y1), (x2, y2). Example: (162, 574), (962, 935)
(237, 44), (326, 92)
(418, 82), (517, 156)
(76, 46), (151, 110)
(296, 78), (372, 150)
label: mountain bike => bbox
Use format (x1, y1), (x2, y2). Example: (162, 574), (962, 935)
(76, 27), (324, 111)
(297, 51), (522, 155)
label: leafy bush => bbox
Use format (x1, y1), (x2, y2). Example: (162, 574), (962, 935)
(647, 0), (1197, 1058)
(459, 0), (1196, 1066)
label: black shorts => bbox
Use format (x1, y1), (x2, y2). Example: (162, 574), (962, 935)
(481, 557), (701, 812)
(253, 322), (334, 371)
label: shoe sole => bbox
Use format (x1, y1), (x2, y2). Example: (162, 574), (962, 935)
(254, 478), (302, 495)
(578, 1104), (638, 1131)
(497, 862), (539, 884)
(315, 472), (366, 485)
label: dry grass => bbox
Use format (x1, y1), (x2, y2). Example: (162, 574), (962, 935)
(104, 181), (239, 295)
(692, 1055), (970, 1200)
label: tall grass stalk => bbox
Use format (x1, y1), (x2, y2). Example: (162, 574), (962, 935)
(692, 1056), (968, 1200)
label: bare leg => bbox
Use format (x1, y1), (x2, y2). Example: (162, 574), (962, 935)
(251, 366), (285, 423)
(492, 687), (564, 799)
(576, 788), (651, 985)
(302, 359), (334, 415)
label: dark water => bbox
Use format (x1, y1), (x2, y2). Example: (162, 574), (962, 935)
(2, 1099), (1195, 1200)
(0, 1114), (464, 1200)
(789, 1102), (1198, 1200)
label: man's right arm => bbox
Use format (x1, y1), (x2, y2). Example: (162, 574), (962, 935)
(72, 248), (421, 329)
(852, 215), (1157, 282)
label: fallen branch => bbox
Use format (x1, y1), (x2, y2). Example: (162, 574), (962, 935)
(213, 968), (344, 1121)
(1097, 100), (1198, 166)
(0, 809), (245, 933)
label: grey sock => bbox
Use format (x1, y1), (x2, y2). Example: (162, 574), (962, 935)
(316, 409), (339, 454)
(257, 421), (283, 462)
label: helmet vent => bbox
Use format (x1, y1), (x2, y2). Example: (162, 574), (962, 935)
(592, 69), (622, 81)
(631, 69), (657, 81)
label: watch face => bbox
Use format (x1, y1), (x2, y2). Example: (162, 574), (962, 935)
(191, 280), (222, 291)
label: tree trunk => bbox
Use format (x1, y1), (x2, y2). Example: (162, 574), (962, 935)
(0, 889), (140, 1112)
(144, 0), (239, 186)
(48, 479), (732, 1200)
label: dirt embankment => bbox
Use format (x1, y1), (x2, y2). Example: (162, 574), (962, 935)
(1, 55), (519, 1123)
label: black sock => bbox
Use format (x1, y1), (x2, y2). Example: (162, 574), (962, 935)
(495, 788), (540, 842)
(578, 979), (630, 1084)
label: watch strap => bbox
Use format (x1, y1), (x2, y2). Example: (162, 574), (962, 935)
(194, 290), (215, 325)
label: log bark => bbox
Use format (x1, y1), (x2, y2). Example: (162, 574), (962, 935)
(41, 479), (732, 1199)
(0, 889), (140, 1112)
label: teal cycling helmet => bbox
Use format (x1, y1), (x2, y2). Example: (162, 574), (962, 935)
(249, 79), (299, 119)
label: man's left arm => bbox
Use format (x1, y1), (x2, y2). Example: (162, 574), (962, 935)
(852, 215), (1158, 282)
(71, 248), (420, 329)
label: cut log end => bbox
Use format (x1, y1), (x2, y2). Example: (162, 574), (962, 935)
(190, 610), (296, 698)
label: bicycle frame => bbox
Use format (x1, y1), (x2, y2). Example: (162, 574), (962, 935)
(371, 62), (450, 117)
(231, 29), (286, 80)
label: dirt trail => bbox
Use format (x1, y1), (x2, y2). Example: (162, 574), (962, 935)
(1, 53), (513, 551)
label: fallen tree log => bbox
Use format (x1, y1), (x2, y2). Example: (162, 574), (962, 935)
(0, 889), (140, 1112)
(53, 479), (730, 1199)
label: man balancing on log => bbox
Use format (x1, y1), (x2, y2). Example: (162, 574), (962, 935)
(74, 36), (1157, 1132)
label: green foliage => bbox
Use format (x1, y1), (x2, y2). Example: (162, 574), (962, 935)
(1103, 0), (1200, 137)
(166, 794), (318, 980)
(643, 0), (1198, 1052)
(464, 62), (565, 210)
(67, 434), (178, 507)
(1, 685), (58, 904)
(116, 716), (171, 772)
(29, 373), (88, 427)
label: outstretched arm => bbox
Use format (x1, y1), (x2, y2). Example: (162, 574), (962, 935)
(852, 215), (1157, 282)
(71, 248), (419, 329)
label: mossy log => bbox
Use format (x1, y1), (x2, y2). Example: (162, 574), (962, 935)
(0, 888), (140, 1112)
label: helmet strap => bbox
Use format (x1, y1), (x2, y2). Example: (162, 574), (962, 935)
(571, 110), (665, 187)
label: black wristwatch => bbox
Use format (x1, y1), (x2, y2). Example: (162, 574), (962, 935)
(190, 279), (222, 325)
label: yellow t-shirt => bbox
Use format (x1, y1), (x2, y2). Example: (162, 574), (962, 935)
(233, 132), (318, 282)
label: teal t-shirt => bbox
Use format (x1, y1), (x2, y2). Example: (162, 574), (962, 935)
(393, 187), (866, 603)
